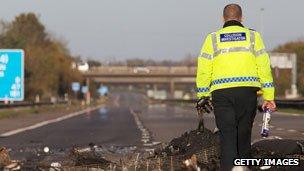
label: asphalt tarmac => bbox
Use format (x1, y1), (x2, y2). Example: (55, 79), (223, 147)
(138, 101), (304, 143)
(0, 92), (303, 160)
(0, 93), (143, 150)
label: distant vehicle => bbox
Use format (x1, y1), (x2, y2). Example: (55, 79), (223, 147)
(78, 62), (89, 72)
(133, 67), (150, 74)
(153, 90), (167, 100)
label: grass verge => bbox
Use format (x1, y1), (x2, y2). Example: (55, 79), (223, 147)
(0, 99), (106, 119)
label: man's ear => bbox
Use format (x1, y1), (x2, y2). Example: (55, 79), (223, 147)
(240, 16), (244, 22)
(222, 16), (226, 23)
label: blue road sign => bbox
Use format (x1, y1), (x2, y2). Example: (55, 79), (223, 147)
(81, 86), (88, 94)
(71, 82), (80, 92)
(0, 49), (24, 101)
(98, 86), (109, 96)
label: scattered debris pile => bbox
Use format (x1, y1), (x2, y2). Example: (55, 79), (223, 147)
(0, 147), (21, 171)
(20, 145), (143, 170)
(252, 139), (304, 158)
(0, 147), (11, 167)
(251, 139), (304, 171)
(69, 146), (111, 167)
(3, 131), (304, 170)
(22, 146), (115, 170)
(142, 128), (221, 171)
(161, 128), (220, 159)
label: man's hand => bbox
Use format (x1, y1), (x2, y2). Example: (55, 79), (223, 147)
(262, 100), (276, 111)
(196, 97), (213, 113)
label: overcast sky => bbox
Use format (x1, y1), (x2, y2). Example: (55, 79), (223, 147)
(0, 0), (303, 61)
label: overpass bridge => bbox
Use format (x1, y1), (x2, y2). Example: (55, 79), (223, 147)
(83, 66), (197, 97)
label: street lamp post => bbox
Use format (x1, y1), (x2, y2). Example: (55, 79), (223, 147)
(260, 8), (265, 36)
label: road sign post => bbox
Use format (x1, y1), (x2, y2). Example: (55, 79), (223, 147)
(98, 86), (109, 96)
(71, 82), (80, 100)
(0, 49), (24, 101)
(81, 86), (90, 105)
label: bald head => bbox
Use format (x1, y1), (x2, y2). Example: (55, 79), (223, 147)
(223, 4), (242, 22)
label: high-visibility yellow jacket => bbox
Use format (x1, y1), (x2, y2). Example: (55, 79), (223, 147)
(196, 21), (275, 100)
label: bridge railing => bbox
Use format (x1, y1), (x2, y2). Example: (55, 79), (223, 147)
(87, 66), (197, 75)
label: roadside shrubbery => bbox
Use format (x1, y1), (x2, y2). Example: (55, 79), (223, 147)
(273, 40), (304, 96)
(0, 13), (82, 100)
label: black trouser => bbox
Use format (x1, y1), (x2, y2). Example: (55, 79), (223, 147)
(212, 87), (258, 171)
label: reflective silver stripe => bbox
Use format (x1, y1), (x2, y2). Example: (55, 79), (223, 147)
(255, 49), (267, 56)
(250, 30), (255, 50)
(213, 47), (253, 57)
(212, 31), (259, 57)
(200, 52), (213, 59)
(211, 32), (218, 52)
(250, 31), (268, 56)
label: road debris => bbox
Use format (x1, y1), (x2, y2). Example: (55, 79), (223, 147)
(69, 146), (111, 166)
(2, 131), (304, 170)
(251, 139), (304, 171)
(151, 127), (220, 170)
(161, 128), (220, 159)
(0, 147), (11, 166)
(43, 147), (50, 153)
(50, 162), (61, 171)
(0, 147), (21, 171)
(3, 162), (21, 171)
(252, 139), (304, 158)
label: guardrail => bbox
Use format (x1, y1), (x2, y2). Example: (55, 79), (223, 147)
(2, 98), (303, 109)
(154, 98), (304, 109)
(0, 101), (68, 109)
(275, 99), (304, 109)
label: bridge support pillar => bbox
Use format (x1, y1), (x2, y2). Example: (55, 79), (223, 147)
(170, 80), (175, 99)
(153, 84), (158, 91)
(86, 78), (91, 105)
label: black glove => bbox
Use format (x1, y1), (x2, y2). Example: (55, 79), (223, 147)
(196, 97), (213, 113)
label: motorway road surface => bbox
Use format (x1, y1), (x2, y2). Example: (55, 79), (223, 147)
(138, 101), (304, 143)
(0, 92), (303, 159)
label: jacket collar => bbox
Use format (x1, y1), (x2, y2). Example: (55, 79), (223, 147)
(223, 20), (244, 28)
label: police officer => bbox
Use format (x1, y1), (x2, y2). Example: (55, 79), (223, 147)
(196, 4), (276, 170)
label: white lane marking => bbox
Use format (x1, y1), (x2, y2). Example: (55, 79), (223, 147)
(0, 105), (104, 137)
(275, 128), (284, 131)
(130, 108), (152, 145)
(287, 129), (296, 133)
(274, 112), (303, 117)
